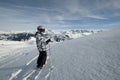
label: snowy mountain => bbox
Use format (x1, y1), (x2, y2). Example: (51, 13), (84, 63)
(0, 32), (34, 41)
(0, 30), (100, 42)
(0, 28), (119, 80)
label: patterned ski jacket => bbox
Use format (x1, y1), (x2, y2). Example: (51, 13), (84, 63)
(35, 32), (50, 52)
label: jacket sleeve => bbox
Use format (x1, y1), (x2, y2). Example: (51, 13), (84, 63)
(35, 33), (41, 50)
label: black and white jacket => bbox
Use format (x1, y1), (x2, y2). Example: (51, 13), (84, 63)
(35, 32), (50, 52)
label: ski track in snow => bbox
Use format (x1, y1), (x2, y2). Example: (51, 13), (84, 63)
(0, 47), (33, 68)
(10, 57), (37, 80)
(26, 55), (38, 66)
(8, 54), (53, 80)
(9, 69), (22, 80)
(22, 70), (36, 80)
(9, 55), (38, 80)
(34, 70), (42, 80)
(0, 51), (22, 68)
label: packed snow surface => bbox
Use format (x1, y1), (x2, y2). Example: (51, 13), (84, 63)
(0, 29), (120, 80)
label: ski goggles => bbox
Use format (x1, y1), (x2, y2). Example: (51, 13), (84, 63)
(39, 29), (45, 32)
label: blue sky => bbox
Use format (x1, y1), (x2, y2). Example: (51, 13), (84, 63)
(0, 0), (120, 31)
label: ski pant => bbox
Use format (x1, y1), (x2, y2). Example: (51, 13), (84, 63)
(37, 51), (47, 67)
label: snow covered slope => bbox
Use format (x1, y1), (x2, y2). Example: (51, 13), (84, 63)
(0, 29), (120, 80)
(50, 29), (120, 80)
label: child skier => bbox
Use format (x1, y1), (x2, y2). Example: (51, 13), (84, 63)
(35, 25), (51, 69)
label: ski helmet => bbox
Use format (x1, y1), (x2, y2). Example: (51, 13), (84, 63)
(37, 26), (45, 33)
(37, 26), (45, 30)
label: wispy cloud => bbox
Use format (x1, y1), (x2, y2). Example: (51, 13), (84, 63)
(0, 0), (120, 30)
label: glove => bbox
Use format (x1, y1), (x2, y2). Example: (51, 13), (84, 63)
(46, 39), (51, 44)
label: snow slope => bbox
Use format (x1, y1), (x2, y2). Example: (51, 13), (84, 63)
(50, 29), (120, 80)
(0, 29), (120, 80)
